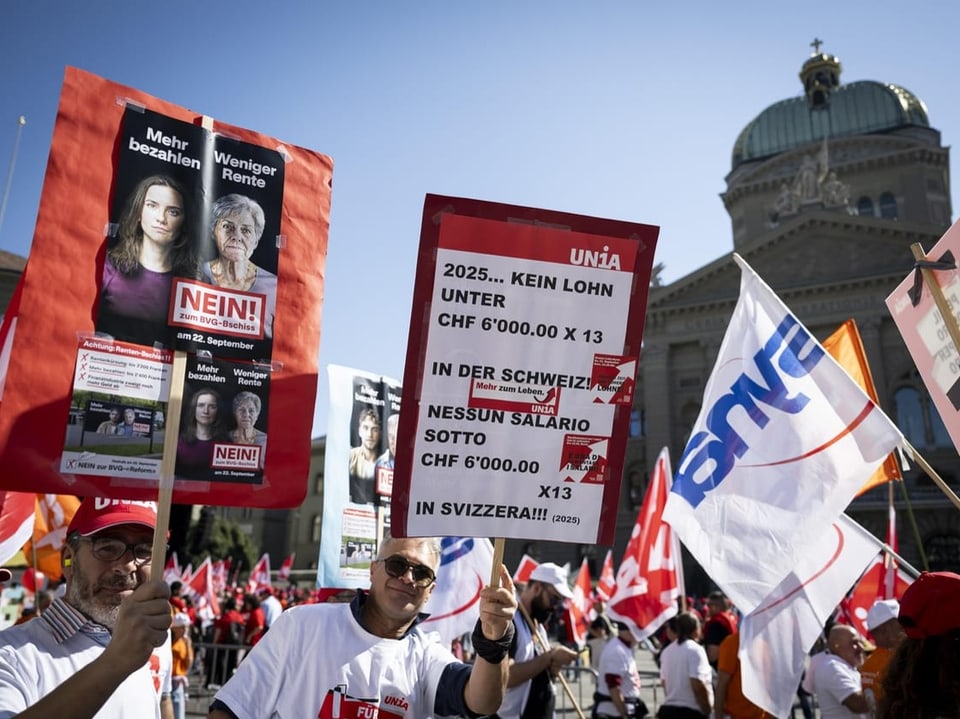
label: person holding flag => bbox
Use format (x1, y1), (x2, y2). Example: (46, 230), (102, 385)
(879, 571), (960, 719)
(0, 497), (172, 718)
(663, 255), (904, 718)
(493, 563), (579, 719)
(803, 625), (870, 719)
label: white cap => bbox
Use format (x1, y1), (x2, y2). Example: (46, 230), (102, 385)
(529, 562), (573, 599)
(866, 599), (900, 632)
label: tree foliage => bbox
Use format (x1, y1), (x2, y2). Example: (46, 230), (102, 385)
(184, 511), (257, 574)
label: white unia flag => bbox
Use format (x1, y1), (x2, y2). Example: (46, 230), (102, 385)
(663, 254), (903, 614)
(422, 536), (494, 645)
(739, 514), (878, 717)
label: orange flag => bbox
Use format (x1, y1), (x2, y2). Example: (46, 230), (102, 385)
(22, 494), (81, 581)
(823, 319), (902, 495)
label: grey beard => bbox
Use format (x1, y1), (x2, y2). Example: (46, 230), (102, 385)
(65, 578), (134, 631)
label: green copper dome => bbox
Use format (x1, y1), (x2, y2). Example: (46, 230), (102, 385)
(732, 80), (930, 169)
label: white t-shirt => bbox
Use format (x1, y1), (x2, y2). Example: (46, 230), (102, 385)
(803, 652), (867, 719)
(659, 639), (713, 713)
(595, 638), (642, 717)
(497, 612), (553, 718)
(214, 600), (467, 718)
(261, 594), (282, 627)
(0, 599), (160, 719)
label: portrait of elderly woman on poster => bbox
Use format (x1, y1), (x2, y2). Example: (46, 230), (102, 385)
(97, 174), (199, 347)
(230, 391), (267, 467)
(202, 193), (278, 338)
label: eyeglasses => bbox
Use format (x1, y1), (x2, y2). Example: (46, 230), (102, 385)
(543, 586), (566, 607)
(377, 555), (436, 587)
(547, 587), (567, 606)
(78, 537), (154, 565)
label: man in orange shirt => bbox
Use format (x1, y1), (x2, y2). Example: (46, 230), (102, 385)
(860, 599), (904, 717)
(715, 632), (774, 719)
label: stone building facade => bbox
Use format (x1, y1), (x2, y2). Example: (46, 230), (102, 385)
(626, 47), (958, 591)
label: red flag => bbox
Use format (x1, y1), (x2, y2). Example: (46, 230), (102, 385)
(277, 553), (295, 582)
(608, 447), (681, 639)
(840, 553), (913, 639)
(565, 558), (595, 648)
(513, 554), (538, 585)
(0, 297), (33, 569)
(163, 552), (182, 584)
(247, 553), (271, 593)
(595, 549), (616, 602)
(185, 556), (221, 617)
(0, 272), (25, 401)
(0, 491), (34, 568)
(21, 566), (46, 593)
(212, 559), (228, 594)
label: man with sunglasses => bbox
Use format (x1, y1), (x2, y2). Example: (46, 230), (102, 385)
(493, 562), (580, 719)
(0, 497), (173, 718)
(210, 534), (519, 718)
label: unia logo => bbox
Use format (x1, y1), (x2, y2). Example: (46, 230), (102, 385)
(94, 498), (157, 511)
(317, 686), (407, 718)
(673, 314), (824, 508)
(569, 245), (621, 270)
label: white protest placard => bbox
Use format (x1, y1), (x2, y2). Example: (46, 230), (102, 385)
(393, 195), (658, 545)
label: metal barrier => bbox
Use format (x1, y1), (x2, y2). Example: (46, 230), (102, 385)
(186, 643), (665, 718)
(556, 664), (599, 716)
(184, 642), (246, 716)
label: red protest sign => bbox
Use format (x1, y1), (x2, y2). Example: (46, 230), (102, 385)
(0, 68), (332, 507)
(393, 195), (658, 545)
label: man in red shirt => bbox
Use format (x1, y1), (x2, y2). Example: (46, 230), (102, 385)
(703, 591), (737, 668)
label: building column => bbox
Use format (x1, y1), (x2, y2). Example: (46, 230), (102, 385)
(642, 341), (671, 462)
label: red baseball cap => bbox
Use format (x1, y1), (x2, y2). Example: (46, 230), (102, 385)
(898, 571), (960, 638)
(67, 498), (157, 537)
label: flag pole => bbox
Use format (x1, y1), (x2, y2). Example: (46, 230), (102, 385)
(488, 539), (584, 717)
(150, 114), (215, 571)
(516, 600), (586, 719)
(901, 438), (960, 513)
(897, 476), (930, 571)
(490, 537), (505, 587)
(850, 518), (921, 578)
(884, 481), (896, 598)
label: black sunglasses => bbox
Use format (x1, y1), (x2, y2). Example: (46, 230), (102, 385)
(378, 555), (436, 587)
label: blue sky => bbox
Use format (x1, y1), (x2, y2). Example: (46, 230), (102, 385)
(1, 1), (958, 437)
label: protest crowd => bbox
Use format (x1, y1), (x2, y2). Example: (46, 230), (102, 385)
(2, 35), (960, 719)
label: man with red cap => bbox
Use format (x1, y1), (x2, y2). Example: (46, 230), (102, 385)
(878, 571), (960, 718)
(0, 497), (172, 718)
